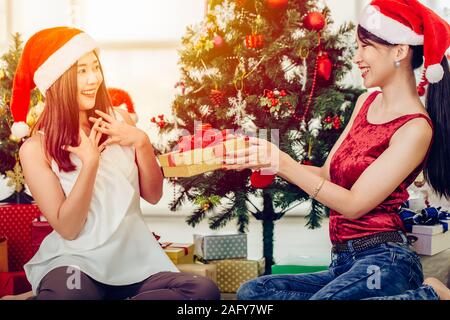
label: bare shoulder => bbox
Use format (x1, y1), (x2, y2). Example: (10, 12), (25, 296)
(114, 108), (135, 126)
(354, 91), (372, 112)
(19, 134), (50, 167)
(391, 117), (433, 147)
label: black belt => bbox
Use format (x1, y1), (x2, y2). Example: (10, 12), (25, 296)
(332, 231), (406, 253)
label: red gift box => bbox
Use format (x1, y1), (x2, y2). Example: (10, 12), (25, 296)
(31, 218), (53, 256)
(0, 271), (32, 297)
(0, 204), (42, 271)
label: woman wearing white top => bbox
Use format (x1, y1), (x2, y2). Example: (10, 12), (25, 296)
(8, 27), (220, 300)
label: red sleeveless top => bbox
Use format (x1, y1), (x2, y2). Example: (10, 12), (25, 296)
(329, 91), (434, 244)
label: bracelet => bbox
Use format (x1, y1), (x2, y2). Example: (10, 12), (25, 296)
(310, 178), (326, 199)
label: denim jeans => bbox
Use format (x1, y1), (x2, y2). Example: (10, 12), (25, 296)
(237, 233), (440, 300)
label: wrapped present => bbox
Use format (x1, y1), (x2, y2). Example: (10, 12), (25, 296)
(409, 224), (450, 255)
(194, 233), (247, 261)
(0, 204), (42, 271)
(161, 242), (194, 265)
(204, 258), (265, 293)
(400, 206), (449, 255)
(0, 237), (8, 272)
(176, 263), (217, 283)
(158, 123), (249, 177)
(0, 271), (32, 298)
(31, 217), (53, 256)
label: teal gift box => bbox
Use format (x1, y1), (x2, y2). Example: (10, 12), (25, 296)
(193, 233), (247, 261)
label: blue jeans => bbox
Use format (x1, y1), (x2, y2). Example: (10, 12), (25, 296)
(237, 234), (440, 300)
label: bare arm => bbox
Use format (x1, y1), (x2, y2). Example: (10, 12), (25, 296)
(20, 132), (103, 240)
(109, 109), (163, 204)
(279, 117), (433, 219)
(20, 119), (104, 240)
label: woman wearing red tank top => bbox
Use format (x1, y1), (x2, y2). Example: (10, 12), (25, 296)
(226, 0), (450, 300)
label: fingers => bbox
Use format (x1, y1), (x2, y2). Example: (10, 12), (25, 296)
(95, 110), (115, 123)
(94, 126), (112, 135)
(89, 117), (103, 140)
(61, 145), (75, 153)
(95, 124), (104, 146)
(99, 137), (119, 150)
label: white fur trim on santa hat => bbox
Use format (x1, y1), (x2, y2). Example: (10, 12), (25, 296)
(34, 33), (99, 95)
(426, 64), (444, 83)
(11, 122), (30, 139)
(359, 5), (424, 45)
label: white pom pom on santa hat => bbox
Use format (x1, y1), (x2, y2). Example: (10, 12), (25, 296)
(426, 64), (445, 83)
(11, 122), (30, 139)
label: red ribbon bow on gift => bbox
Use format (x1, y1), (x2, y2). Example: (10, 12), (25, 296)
(168, 123), (235, 167)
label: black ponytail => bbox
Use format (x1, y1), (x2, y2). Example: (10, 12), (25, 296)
(424, 57), (450, 200)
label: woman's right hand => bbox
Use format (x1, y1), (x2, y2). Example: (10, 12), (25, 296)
(62, 117), (105, 167)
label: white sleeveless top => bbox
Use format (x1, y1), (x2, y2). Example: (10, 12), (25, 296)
(24, 113), (177, 294)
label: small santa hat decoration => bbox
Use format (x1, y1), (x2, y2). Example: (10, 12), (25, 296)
(359, 0), (450, 84)
(107, 87), (139, 123)
(10, 27), (98, 139)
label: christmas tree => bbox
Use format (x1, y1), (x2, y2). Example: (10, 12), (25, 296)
(155, 0), (364, 274)
(0, 33), (42, 203)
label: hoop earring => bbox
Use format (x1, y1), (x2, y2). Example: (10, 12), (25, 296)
(394, 60), (401, 68)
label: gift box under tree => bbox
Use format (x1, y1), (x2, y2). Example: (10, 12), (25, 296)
(202, 258), (265, 293)
(176, 263), (217, 283)
(194, 233), (247, 261)
(161, 242), (194, 265)
(0, 204), (42, 271)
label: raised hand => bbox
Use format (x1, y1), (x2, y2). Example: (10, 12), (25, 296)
(89, 110), (148, 150)
(62, 117), (105, 166)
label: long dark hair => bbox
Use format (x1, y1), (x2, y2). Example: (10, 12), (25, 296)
(33, 52), (111, 172)
(357, 25), (450, 200)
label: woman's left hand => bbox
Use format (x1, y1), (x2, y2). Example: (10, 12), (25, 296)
(222, 136), (284, 173)
(89, 110), (148, 149)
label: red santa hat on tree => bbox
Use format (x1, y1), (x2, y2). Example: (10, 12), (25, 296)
(107, 87), (139, 123)
(359, 0), (450, 84)
(10, 26), (98, 139)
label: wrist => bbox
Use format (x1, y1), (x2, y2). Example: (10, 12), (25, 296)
(134, 131), (150, 149)
(278, 151), (292, 177)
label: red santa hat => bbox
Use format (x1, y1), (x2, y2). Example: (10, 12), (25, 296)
(107, 87), (138, 123)
(359, 0), (450, 84)
(10, 26), (98, 139)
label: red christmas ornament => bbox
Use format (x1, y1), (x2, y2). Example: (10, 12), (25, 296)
(417, 85), (426, 97)
(333, 116), (341, 129)
(265, 0), (288, 10)
(324, 116), (332, 124)
(213, 35), (224, 49)
(271, 98), (279, 107)
(245, 34), (264, 49)
(158, 121), (166, 129)
(250, 170), (275, 188)
(303, 12), (326, 31)
(317, 52), (332, 80)
(210, 89), (225, 105)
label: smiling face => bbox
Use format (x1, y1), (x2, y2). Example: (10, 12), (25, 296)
(77, 51), (103, 111)
(353, 36), (398, 89)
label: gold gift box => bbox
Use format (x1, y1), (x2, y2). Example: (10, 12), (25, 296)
(158, 137), (249, 178)
(162, 242), (194, 265)
(176, 263), (217, 283)
(203, 258), (265, 293)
